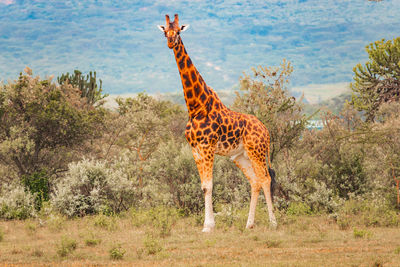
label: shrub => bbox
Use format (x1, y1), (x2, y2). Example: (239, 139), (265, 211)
(46, 214), (66, 232)
(149, 207), (178, 237)
(130, 206), (178, 237)
(335, 198), (400, 228)
(93, 213), (117, 231)
(0, 227), (3, 242)
(21, 170), (49, 211)
(215, 205), (247, 231)
(0, 182), (36, 219)
(144, 234), (162, 255)
(109, 244), (125, 260)
(353, 228), (372, 239)
(286, 202), (312, 216)
(57, 236), (77, 257)
(146, 141), (252, 215)
(85, 236), (101, 247)
(51, 158), (136, 217)
(146, 141), (202, 213)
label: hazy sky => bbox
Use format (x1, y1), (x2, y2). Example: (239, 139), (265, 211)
(0, 0), (399, 102)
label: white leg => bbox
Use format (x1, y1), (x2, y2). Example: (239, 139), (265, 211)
(233, 154), (260, 229)
(261, 181), (277, 228)
(192, 146), (215, 233)
(202, 181), (215, 232)
(247, 185), (261, 229)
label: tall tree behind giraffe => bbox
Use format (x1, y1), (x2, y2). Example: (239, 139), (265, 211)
(233, 59), (309, 163)
(158, 14), (277, 232)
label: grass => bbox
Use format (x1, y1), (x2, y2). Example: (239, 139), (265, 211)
(0, 209), (399, 266)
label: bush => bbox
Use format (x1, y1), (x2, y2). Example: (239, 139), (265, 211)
(109, 244), (125, 260)
(93, 213), (117, 231)
(146, 141), (203, 213)
(144, 234), (163, 255)
(56, 236), (77, 257)
(51, 158), (136, 217)
(286, 202), (312, 216)
(146, 140), (252, 215)
(0, 182), (36, 219)
(21, 170), (49, 211)
(353, 228), (372, 239)
(335, 198), (400, 228)
(85, 235), (101, 247)
(130, 206), (178, 237)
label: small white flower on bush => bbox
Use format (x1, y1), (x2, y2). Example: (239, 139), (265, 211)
(0, 182), (36, 219)
(51, 158), (137, 217)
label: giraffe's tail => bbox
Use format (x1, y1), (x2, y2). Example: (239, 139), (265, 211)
(268, 167), (276, 202)
(266, 136), (276, 201)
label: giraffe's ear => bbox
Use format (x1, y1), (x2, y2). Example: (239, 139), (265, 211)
(157, 25), (165, 32)
(180, 24), (190, 32)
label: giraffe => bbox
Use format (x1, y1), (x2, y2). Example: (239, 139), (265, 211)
(157, 14), (277, 232)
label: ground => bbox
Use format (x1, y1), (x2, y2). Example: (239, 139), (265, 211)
(0, 209), (399, 266)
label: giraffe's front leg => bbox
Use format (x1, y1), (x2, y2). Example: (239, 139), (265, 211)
(192, 146), (215, 233)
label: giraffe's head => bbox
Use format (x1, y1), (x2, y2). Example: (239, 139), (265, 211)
(157, 14), (189, 49)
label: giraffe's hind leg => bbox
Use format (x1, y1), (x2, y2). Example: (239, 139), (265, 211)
(233, 153), (262, 229)
(248, 151), (277, 229)
(235, 149), (277, 229)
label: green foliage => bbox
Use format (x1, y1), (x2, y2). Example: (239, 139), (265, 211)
(350, 37), (400, 121)
(56, 236), (77, 257)
(85, 235), (101, 247)
(353, 228), (372, 239)
(286, 202), (312, 216)
(146, 141), (203, 213)
(0, 68), (106, 181)
(335, 199), (400, 228)
(130, 206), (178, 237)
(0, 227), (4, 242)
(215, 205), (248, 231)
(21, 170), (49, 211)
(143, 234), (163, 255)
(93, 213), (118, 231)
(109, 244), (125, 260)
(233, 59), (309, 162)
(58, 70), (108, 106)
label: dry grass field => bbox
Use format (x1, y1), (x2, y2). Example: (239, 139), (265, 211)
(0, 208), (400, 267)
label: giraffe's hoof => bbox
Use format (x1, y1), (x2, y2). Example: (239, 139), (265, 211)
(202, 226), (214, 233)
(246, 223), (255, 229)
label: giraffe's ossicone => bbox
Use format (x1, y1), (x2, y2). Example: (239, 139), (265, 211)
(158, 14), (277, 232)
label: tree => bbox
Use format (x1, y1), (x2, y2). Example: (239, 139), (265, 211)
(233, 59), (309, 162)
(0, 68), (105, 182)
(350, 37), (400, 121)
(100, 93), (186, 186)
(58, 70), (108, 106)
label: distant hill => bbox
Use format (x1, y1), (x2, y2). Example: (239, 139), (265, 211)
(304, 92), (352, 119)
(106, 87), (352, 119)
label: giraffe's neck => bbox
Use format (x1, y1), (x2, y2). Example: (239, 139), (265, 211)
(173, 38), (218, 117)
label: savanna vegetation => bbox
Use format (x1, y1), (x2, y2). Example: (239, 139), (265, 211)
(0, 38), (400, 265)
